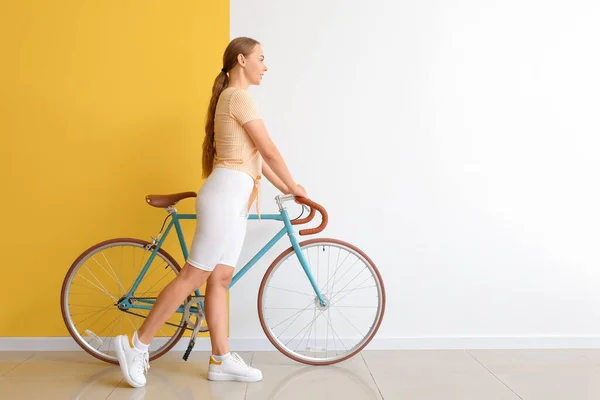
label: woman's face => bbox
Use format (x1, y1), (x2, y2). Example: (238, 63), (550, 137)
(240, 44), (268, 85)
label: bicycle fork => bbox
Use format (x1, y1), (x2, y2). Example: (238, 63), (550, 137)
(281, 208), (327, 307)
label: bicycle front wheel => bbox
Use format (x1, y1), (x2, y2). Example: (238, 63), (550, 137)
(60, 238), (187, 364)
(258, 238), (386, 365)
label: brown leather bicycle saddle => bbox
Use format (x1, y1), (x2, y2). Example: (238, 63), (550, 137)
(145, 192), (197, 208)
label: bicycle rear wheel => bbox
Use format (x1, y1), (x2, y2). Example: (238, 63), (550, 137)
(60, 238), (187, 364)
(258, 238), (385, 365)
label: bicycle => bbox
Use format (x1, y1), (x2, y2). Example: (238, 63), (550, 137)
(61, 192), (386, 366)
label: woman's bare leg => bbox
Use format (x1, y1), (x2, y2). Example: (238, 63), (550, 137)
(203, 264), (262, 382)
(137, 263), (211, 344)
(204, 264), (234, 355)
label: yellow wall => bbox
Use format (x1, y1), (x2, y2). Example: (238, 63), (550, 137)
(0, 1), (229, 336)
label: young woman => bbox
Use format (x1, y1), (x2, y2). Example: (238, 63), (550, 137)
(114, 37), (307, 388)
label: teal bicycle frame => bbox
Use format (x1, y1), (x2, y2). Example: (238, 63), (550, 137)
(120, 206), (327, 316)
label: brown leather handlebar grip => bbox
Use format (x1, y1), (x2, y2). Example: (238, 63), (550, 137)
(290, 201), (316, 225)
(292, 197), (329, 235)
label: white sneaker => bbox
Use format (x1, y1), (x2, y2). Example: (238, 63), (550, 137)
(207, 352), (263, 382)
(115, 334), (150, 388)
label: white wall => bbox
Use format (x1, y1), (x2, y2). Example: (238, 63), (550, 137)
(229, 0), (600, 349)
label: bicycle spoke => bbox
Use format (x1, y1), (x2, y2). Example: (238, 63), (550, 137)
(329, 247), (343, 302)
(319, 251), (352, 295)
(294, 309), (317, 352)
(84, 266), (118, 302)
(327, 304), (336, 357)
(105, 314), (123, 354)
(328, 276), (375, 304)
(75, 305), (116, 328)
(69, 291), (120, 296)
(306, 307), (318, 351)
(88, 312), (125, 352)
(137, 268), (174, 298)
(97, 312), (124, 338)
(70, 306), (114, 317)
(328, 267), (370, 305)
(266, 285), (313, 298)
(328, 284), (377, 296)
(325, 259), (361, 298)
(320, 310), (348, 352)
(330, 278), (377, 309)
(326, 245), (331, 299)
(104, 313), (124, 340)
(68, 304), (113, 309)
(71, 279), (119, 301)
(123, 313), (139, 332)
(333, 307), (365, 337)
(92, 253), (126, 294)
(271, 299), (315, 331)
(284, 307), (326, 348)
(331, 305), (377, 308)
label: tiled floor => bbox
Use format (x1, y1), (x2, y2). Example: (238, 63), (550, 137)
(2, 349), (600, 399)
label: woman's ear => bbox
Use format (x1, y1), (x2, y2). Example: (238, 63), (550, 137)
(237, 53), (246, 66)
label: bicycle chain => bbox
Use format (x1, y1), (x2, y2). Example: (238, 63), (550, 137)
(117, 296), (208, 332)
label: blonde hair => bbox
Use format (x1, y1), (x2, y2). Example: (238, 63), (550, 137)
(202, 37), (260, 178)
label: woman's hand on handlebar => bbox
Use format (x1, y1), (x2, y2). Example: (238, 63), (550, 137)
(291, 184), (307, 199)
(291, 196), (329, 235)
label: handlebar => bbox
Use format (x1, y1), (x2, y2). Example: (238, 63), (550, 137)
(289, 196), (328, 235)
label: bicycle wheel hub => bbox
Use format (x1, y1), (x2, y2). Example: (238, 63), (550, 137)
(314, 295), (330, 311)
(116, 296), (133, 310)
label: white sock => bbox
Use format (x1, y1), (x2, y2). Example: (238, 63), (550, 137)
(212, 352), (231, 362)
(133, 331), (150, 352)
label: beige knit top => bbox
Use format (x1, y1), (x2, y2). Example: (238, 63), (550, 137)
(213, 87), (263, 216)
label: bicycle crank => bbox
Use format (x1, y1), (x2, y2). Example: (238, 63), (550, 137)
(183, 295), (208, 361)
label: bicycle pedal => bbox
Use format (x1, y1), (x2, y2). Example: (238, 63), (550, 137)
(84, 329), (103, 347)
(183, 340), (195, 361)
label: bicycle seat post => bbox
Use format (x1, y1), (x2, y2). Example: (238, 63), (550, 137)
(166, 205), (177, 214)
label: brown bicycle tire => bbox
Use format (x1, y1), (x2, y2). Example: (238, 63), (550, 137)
(258, 238), (386, 366)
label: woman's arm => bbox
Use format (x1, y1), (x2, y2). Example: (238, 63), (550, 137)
(243, 119), (301, 194)
(262, 161), (290, 194)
